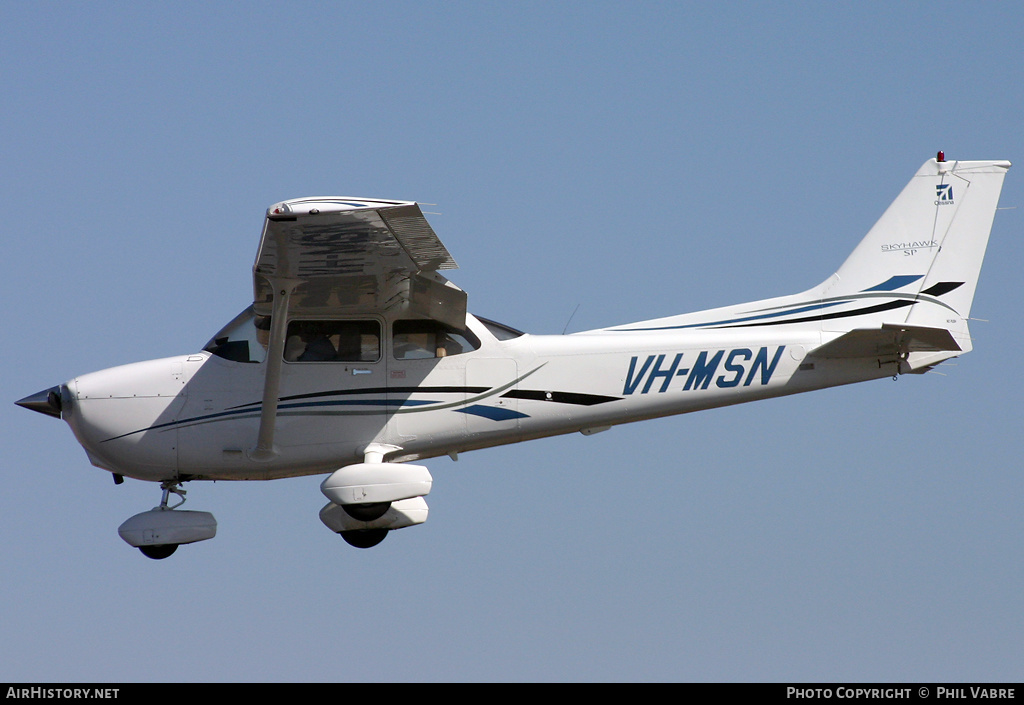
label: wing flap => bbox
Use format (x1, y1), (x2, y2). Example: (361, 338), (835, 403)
(379, 205), (458, 271)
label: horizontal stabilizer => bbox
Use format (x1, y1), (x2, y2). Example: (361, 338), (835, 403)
(810, 324), (961, 359)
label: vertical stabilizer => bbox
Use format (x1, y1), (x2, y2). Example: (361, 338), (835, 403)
(819, 157), (1010, 343)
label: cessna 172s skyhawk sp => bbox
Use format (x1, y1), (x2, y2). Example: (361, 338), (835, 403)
(17, 155), (1011, 558)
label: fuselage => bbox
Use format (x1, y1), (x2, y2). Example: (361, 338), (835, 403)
(59, 309), (892, 484)
(16, 158), (1009, 557)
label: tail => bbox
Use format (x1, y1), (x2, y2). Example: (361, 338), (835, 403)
(811, 156), (1010, 368)
(604, 155), (1011, 370)
(820, 156), (1010, 332)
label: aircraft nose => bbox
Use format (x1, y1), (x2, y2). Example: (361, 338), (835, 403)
(15, 385), (64, 419)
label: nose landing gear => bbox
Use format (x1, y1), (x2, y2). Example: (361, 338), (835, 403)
(117, 481), (217, 559)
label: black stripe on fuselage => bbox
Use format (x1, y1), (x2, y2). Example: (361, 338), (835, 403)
(715, 282), (963, 328)
(715, 299), (913, 328)
(921, 281), (963, 297)
(501, 390), (621, 406)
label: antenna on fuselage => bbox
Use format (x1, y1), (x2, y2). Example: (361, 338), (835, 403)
(562, 303), (581, 335)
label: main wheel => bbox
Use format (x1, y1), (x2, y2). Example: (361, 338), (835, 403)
(341, 502), (391, 521)
(340, 529), (389, 549)
(139, 544), (178, 559)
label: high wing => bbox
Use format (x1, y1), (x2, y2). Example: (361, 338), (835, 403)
(253, 197), (466, 328)
(249, 197), (466, 459)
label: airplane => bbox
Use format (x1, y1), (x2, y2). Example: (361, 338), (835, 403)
(16, 153), (1011, 558)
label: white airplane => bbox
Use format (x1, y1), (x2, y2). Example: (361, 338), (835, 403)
(17, 154), (1011, 558)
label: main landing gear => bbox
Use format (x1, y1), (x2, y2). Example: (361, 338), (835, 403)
(336, 502), (393, 548)
(318, 451), (433, 549)
(339, 528), (390, 549)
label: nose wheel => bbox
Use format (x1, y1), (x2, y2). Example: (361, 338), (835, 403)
(139, 543), (178, 559)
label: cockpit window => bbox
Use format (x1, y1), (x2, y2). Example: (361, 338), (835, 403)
(203, 307), (270, 363)
(393, 320), (480, 359)
(285, 320), (380, 362)
(475, 316), (525, 340)
(203, 309), (519, 364)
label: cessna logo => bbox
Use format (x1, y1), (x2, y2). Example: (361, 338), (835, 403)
(623, 346), (786, 395)
(935, 184), (954, 205)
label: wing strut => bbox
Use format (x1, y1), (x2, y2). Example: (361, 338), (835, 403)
(249, 277), (301, 461)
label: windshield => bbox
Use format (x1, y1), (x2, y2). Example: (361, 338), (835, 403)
(475, 315), (525, 340)
(203, 307), (270, 363)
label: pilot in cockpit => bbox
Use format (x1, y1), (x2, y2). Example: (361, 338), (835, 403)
(286, 324), (337, 362)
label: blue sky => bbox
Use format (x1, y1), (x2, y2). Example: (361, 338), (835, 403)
(4, 1), (1023, 682)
